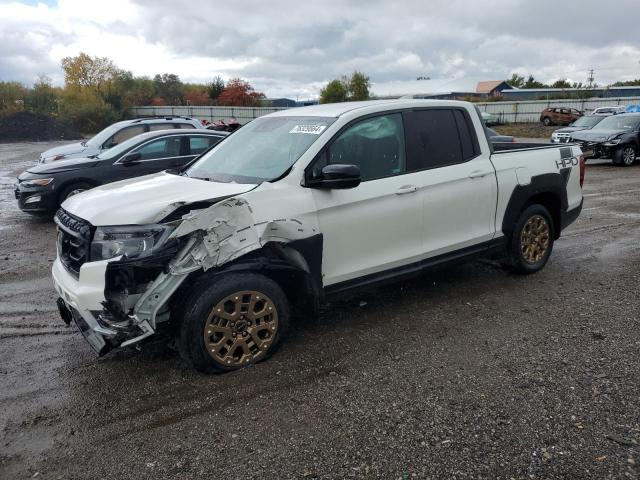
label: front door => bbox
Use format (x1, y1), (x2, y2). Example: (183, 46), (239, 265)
(309, 113), (424, 287)
(112, 135), (187, 179)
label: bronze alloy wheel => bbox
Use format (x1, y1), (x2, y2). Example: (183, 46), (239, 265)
(203, 290), (278, 367)
(520, 214), (550, 264)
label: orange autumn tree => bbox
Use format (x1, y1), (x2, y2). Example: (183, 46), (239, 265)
(217, 78), (265, 107)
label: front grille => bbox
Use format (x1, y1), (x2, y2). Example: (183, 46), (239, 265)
(55, 209), (92, 277)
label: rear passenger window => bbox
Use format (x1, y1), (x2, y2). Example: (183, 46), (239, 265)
(148, 123), (175, 131)
(189, 136), (218, 155)
(404, 109), (477, 170)
(313, 113), (406, 182)
(176, 123), (196, 129)
(109, 125), (145, 147)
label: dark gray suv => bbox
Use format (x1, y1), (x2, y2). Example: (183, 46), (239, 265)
(39, 116), (205, 163)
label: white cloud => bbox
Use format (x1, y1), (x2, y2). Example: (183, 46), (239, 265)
(0, 0), (639, 99)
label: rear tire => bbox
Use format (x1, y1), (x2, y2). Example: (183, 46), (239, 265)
(613, 145), (636, 166)
(505, 204), (555, 274)
(542, 117), (552, 126)
(177, 273), (290, 373)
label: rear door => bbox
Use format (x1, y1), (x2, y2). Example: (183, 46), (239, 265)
(403, 108), (497, 256)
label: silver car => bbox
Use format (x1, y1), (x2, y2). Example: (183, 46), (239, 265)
(39, 116), (205, 163)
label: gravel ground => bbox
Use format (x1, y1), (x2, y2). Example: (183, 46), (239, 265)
(1, 142), (639, 479)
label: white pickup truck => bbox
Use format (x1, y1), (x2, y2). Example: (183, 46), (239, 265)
(52, 100), (585, 373)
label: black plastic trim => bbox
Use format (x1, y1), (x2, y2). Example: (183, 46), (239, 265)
(501, 173), (568, 240)
(324, 238), (507, 296)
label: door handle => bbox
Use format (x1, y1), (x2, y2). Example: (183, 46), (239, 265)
(395, 185), (418, 195)
(469, 170), (490, 179)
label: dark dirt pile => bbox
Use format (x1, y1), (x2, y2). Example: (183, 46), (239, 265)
(0, 111), (83, 143)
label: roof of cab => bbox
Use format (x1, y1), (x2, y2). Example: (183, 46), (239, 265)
(266, 99), (472, 118)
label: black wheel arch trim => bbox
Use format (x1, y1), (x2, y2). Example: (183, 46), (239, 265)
(501, 172), (571, 240)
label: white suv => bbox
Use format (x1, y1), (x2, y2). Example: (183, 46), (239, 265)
(52, 100), (584, 373)
(39, 116), (204, 163)
(590, 106), (626, 116)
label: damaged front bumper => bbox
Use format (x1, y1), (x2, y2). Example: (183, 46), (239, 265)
(54, 196), (317, 355)
(52, 257), (156, 355)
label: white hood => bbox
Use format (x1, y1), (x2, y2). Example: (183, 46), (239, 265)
(62, 172), (256, 226)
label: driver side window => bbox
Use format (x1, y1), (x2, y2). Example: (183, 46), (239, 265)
(312, 113), (406, 182)
(132, 137), (182, 160)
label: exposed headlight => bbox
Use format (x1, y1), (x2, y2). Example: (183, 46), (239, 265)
(606, 137), (621, 144)
(90, 225), (174, 262)
(21, 178), (54, 187)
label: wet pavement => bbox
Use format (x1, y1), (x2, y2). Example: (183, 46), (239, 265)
(1, 141), (639, 479)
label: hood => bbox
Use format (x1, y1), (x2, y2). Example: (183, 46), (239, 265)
(554, 126), (585, 134)
(570, 129), (631, 142)
(62, 171), (257, 226)
(40, 142), (92, 162)
(27, 156), (100, 174)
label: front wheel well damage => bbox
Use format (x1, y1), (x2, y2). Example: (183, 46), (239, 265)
(170, 240), (323, 325)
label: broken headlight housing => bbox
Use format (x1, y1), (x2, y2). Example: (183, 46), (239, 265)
(90, 225), (174, 262)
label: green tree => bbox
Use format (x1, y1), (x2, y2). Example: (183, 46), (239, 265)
(207, 76), (225, 102)
(0, 81), (26, 112)
(551, 78), (572, 89)
(153, 73), (185, 105)
(507, 73), (525, 88)
(58, 87), (118, 132)
(320, 79), (348, 103)
(25, 75), (58, 115)
(612, 79), (640, 87)
(523, 75), (547, 89)
(348, 71), (371, 101)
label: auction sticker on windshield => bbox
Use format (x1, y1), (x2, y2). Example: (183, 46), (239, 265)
(289, 125), (326, 135)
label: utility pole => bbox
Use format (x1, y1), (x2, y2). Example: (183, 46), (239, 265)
(587, 68), (595, 89)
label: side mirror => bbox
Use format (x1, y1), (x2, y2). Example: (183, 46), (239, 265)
(120, 152), (142, 164)
(309, 164), (361, 189)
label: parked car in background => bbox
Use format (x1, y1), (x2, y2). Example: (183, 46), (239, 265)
(550, 115), (606, 143)
(540, 107), (582, 126)
(16, 129), (228, 214)
(571, 113), (640, 166)
(206, 118), (242, 132)
(486, 128), (514, 143)
(590, 106), (626, 116)
(49, 100), (584, 372)
(38, 116), (205, 163)
(480, 111), (500, 126)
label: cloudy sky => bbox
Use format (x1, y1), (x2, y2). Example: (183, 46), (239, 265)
(1, 0), (639, 99)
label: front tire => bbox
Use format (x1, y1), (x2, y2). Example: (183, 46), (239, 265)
(177, 273), (290, 373)
(506, 204), (554, 274)
(613, 145), (636, 166)
(542, 117), (552, 126)
(58, 182), (93, 205)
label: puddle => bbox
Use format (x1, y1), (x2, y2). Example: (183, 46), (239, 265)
(0, 175), (17, 185)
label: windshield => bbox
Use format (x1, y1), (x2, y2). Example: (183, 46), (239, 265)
(96, 134), (148, 159)
(593, 115), (640, 131)
(185, 116), (335, 183)
(571, 116), (604, 128)
(85, 122), (127, 148)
